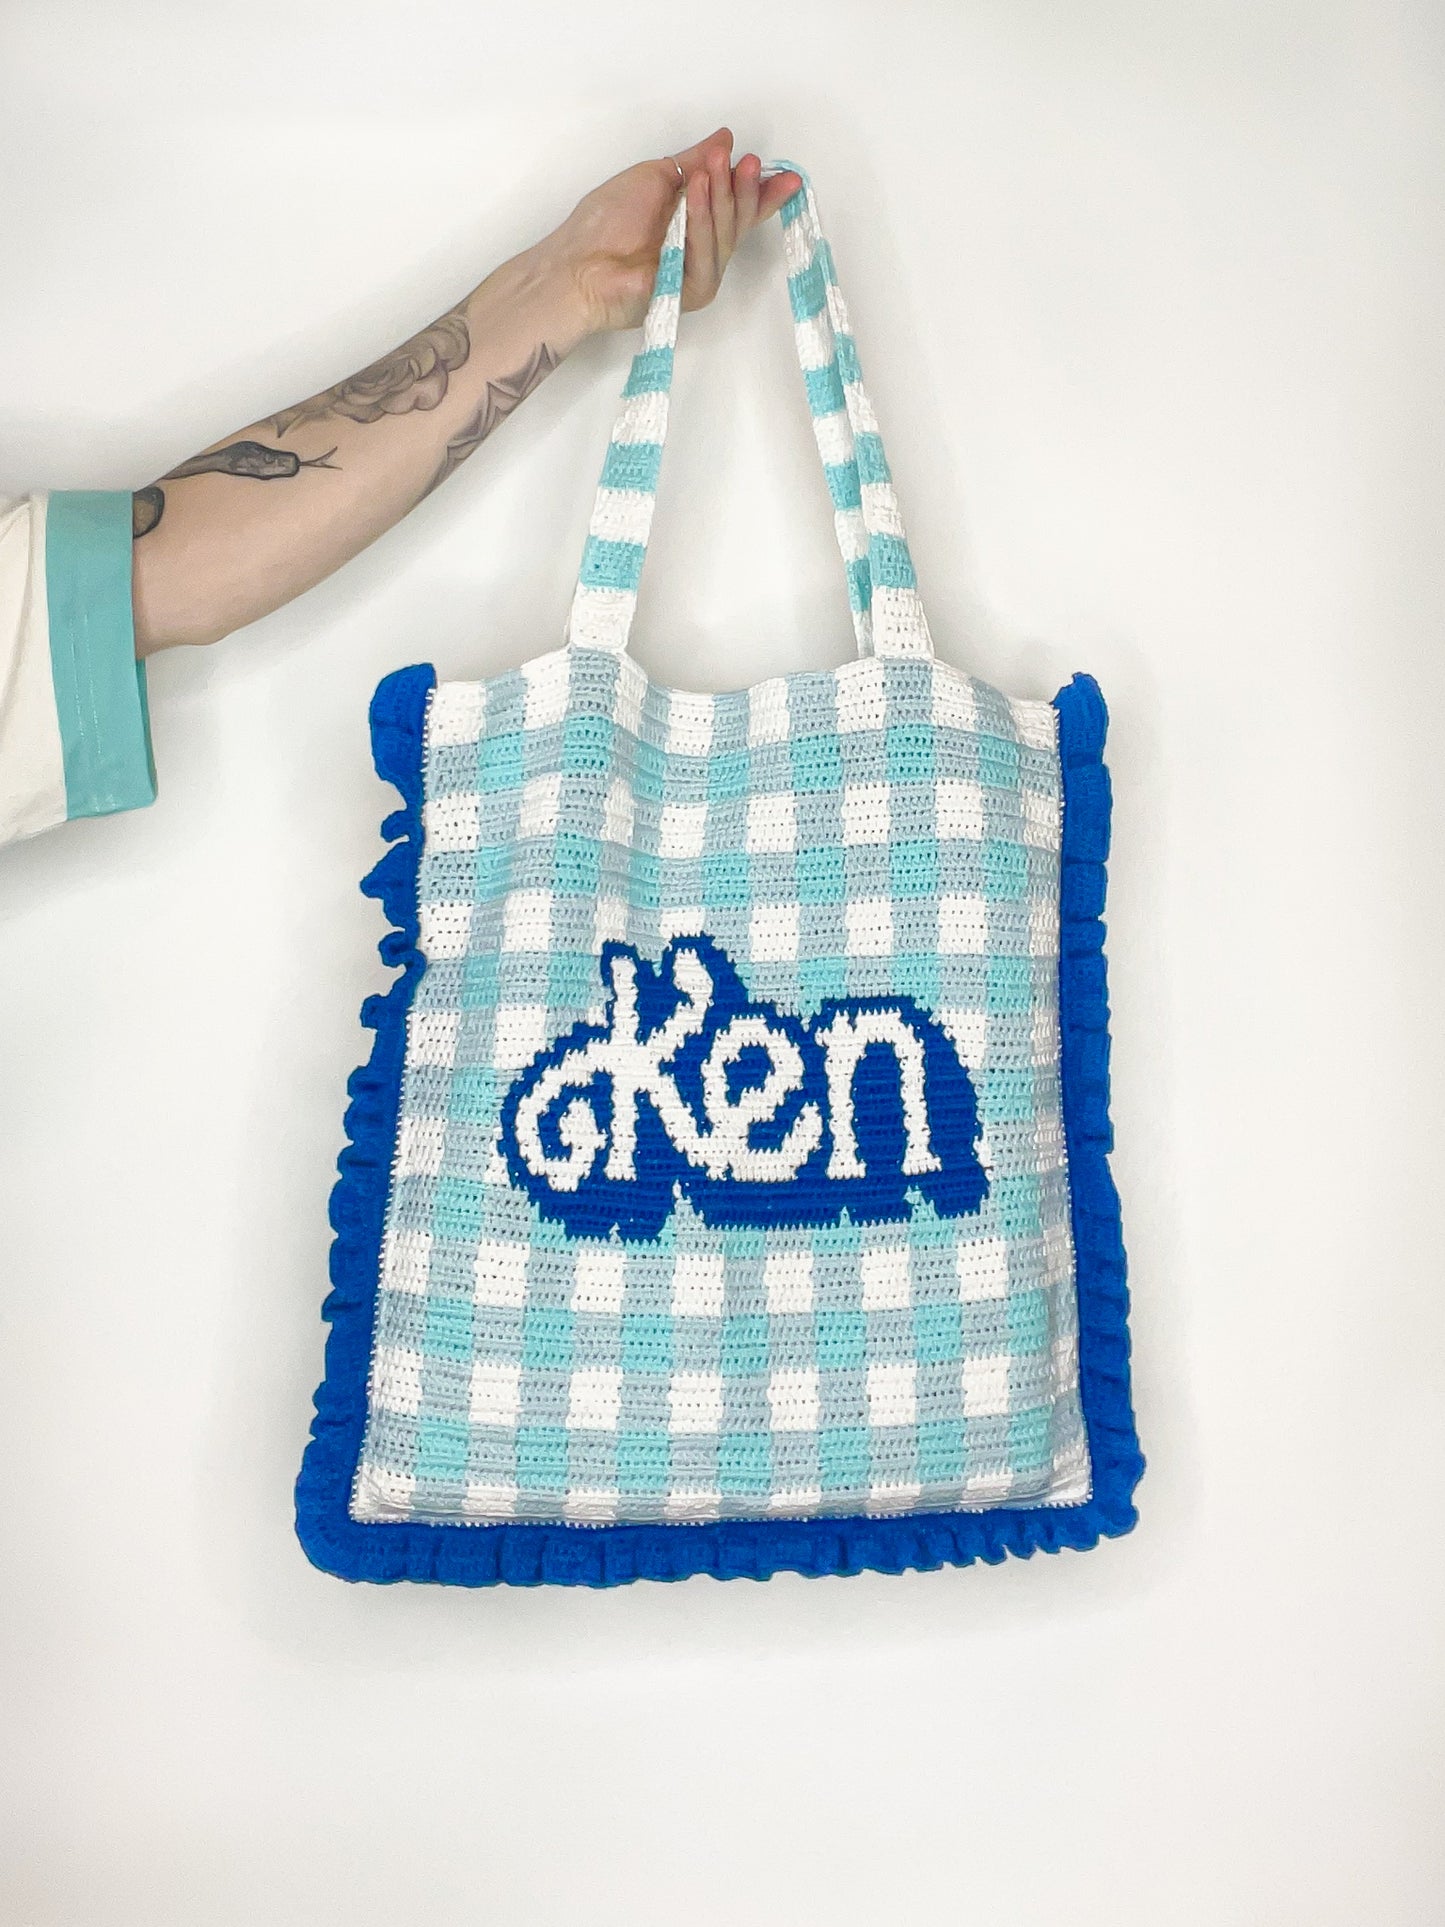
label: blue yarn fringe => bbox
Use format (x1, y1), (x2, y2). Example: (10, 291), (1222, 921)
(294, 666), (1144, 1586)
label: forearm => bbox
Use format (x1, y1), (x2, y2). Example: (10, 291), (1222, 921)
(130, 239), (593, 653)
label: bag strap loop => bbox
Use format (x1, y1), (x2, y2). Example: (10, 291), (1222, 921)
(566, 160), (934, 664)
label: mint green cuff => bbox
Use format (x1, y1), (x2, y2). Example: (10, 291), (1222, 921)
(44, 490), (156, 821)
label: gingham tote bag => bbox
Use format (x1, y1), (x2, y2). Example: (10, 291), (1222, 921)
(297, 162), (1143, 1586)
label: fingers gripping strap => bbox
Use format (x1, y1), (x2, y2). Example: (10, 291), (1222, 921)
(565, 163), (932, 662)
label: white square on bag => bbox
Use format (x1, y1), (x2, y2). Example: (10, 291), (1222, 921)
(658, 904), (707, 941)
(470, 1359), (523, 1426)
(408, 1010), (459, 1068)
(593, 895), (629, 947)
(842, 783), (891, 845)
(765, 1249), (814, 1314)
(659, 801), (708, 858)
(375, 1346), (425, 1416)
(666, 692), (715, 756)
(860, 1245), (912, 1310)
(669, 1371), (724, 1434)
(491, 1004), (548, 1070)
(750, 902), (800, 962)
(397, 1115), (446, 1178)
(931, 674), (977, 733)
(601, 779), (635, 846)
(867, 1361), (918, 1427)
(566, 1367), (623, 1431)
(746, 791), (796, 854)
(425, 791), (481, 852)
(835, 659), (887, 733)
(522, 655), (570, 731)
(419, 901), (472, 960)
(768, 1368), (820, 1432)
(938, 894), (988, 954)
(382, 1228), (432, 1296)
(429, 682), (485, 746)
(962, 1354), (1012, 1418)
(747, 681), (790, 745)
(935, 779), (985, 841)
(518, 771), (563, 838)
(473, 1240), (530, 1307)
(571, 1245), (627, 1315)
(957, 1236), (1010, 1301)
(501, 890), (553, 952)
(671, 1251), (726, 1318)
(845, 898), (894, 957)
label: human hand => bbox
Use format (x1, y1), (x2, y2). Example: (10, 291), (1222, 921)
(541, 128), (802, 335)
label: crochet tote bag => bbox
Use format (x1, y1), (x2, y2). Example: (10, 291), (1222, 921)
(297, 163), (1143, 1587)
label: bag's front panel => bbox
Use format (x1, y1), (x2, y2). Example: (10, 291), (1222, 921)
(350, 643), (1091, 1526)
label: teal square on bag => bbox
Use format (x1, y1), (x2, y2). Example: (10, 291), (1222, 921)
(984, 837), (1028, 900)
(892, 952), (940, 1004)
(547, 950), (596, 1009)
(447, 1067), (496, 1121)
(478, 732), (524, 793)
(791, 734), (843, 792)
(796, 844), (845, 903)
(628, 849), (662, 909)
(980, 1066), (1035, 1121)
(633, 738), (667, 796)
(423, 1294), (475, 1363)
(516, 1426), (569, 1490)
(616, 1430), (670, 1492)
(818, 1426), (870, 1490)
(917, 1418), (965, 1483)
(702, 851), (751, 907)
(472, 842), (512, 899)
(522, 1308), (575, 1371)
(620, 1314), (673, 1374)
(797, 953), (847, 1003)
(986, 954), (1032, 1012)
(994, 1173), (1043, 1241)
(815, 1310), (868, 1371)
(552, 832), (601, 896)
(432, 1177), (484, 1242)
(717, 1431), (772, 1493)
(886, 723), (934, 782)
(562, 714), (615, 775)
(913, 1302), (963, 1365)
(721, 1314), (770, 1377)
(890, 838), (940, 898)
(1007, 1288), (1049, 1353)
(1007, 1404), (1052, 1473)
(707, 749), (750, 800)
(977, 733), (1021, 790)
(416, 1416), (470, 1482)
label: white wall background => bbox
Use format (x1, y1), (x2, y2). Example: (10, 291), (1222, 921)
(2, 2), (1443, 1920)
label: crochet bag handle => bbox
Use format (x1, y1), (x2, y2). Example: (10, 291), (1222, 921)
(565, 160), (935, 664)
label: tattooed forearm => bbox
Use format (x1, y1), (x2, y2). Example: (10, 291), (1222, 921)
(423, 341), (559, 499)
(271, 305), (470, 436)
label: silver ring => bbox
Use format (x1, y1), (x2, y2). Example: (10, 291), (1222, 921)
(669, 156), (684, 185)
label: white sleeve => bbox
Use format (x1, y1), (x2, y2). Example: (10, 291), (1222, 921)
(0, 490), (156, 850)
(0, 494), (70, 843)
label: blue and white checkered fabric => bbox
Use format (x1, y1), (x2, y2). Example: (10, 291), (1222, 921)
(348, 164), (1092, 1526)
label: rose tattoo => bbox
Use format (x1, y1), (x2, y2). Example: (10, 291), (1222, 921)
(271, 308), (471, 434)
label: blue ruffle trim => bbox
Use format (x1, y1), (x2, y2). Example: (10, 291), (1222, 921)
(294, 665), (1144, 1586)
